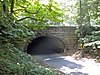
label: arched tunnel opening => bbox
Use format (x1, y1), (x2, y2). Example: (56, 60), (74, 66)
(27, 36), (65, 55)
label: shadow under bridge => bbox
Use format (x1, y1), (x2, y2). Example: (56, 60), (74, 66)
(27, 36), (65, 55)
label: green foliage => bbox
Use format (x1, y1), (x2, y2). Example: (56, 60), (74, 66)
(0, 43), (56, 75)
(0, 0), (65, 46)
(75, 0), (100, 26)
(14, 0), (65, 30)
(0, 0), (64, 74)
(74, 0), (100, 56)
(0, 0), (65, 43)
(77, 25), (100, 55)
(0, 12), (34, 41)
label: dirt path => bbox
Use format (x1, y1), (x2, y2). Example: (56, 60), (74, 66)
(33, 53), (100, 75)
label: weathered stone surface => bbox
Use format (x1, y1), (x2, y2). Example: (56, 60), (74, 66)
(36, 26), (78, 50)
(27, 26), (77, 54)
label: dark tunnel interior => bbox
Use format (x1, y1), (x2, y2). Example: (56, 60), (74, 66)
(27, 36), (65, 55)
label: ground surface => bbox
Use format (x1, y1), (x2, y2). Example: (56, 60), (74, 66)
(33, 52), (100, 75)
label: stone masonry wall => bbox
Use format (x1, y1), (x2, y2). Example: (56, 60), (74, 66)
(36, 26), (78, 50)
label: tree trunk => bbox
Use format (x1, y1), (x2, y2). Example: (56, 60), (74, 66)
(11, 0), (14, 14)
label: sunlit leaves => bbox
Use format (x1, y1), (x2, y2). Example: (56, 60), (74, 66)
(0, 1), (59, 74)
(0, 0), (65, 43)
(14, 0), (65, 29)
(76, 0), (100, 25)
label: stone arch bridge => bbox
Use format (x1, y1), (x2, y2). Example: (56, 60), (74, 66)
(27, 26), (78, 55)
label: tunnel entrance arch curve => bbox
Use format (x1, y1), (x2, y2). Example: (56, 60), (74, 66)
(25, 26), (78, 55)
(27, 34), (65, 55)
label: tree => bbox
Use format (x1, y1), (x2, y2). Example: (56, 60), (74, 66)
(0, 0), (65, 45)
(76, 0), (100, 25)
(0, 0), (65, 74)
(74, 0), (100, 37)
(74, 0), (100, 56)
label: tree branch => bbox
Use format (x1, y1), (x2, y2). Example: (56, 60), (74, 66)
(17, 17), (38, 21)
(1, 0), (6, 13)
(19, 5), (41, 14)
(10, 0), (14, 14)
(41, 13), (47, 21)
(25, 8), (41, 14)
(14, 8), (41, 15)
(16, 16), (48, 23)
(14, 8), (26, 13)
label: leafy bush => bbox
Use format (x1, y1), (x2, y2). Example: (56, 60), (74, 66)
(0, 0), (65, 74)
(77, 25), (100, 57)
(0, 43), (56, 75)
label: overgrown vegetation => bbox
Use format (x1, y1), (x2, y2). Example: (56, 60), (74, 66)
(75, 0), (100, 57)
(0, 43), (56, 75)
(77, 26), (100, 58)
(0, 0), (65, 74)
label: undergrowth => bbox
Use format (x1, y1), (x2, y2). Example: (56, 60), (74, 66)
(0, 43), (56, 75)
